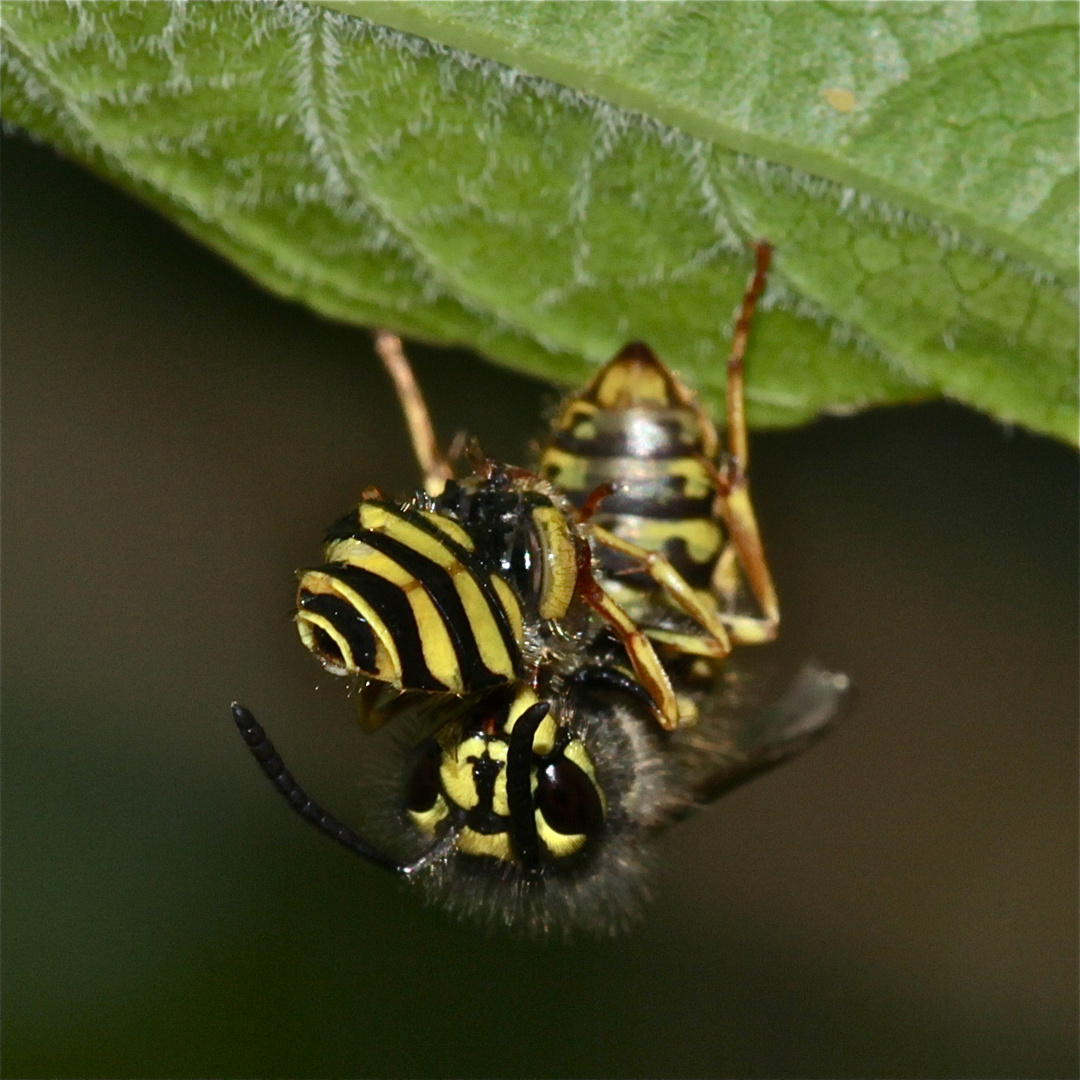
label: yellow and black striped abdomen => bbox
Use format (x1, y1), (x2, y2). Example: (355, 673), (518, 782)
(296, 500), (524, 694)
(538, 342), (723, 593)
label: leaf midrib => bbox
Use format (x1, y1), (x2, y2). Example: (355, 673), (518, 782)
(319, 0), (1076, 282)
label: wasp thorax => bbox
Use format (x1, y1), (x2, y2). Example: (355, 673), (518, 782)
(404, 688), (606, 868)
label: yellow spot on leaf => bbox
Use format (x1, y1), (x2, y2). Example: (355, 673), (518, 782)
(822, 87), (856, 114)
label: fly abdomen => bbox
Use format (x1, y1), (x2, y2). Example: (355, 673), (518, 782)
(296, 499), (524, 693)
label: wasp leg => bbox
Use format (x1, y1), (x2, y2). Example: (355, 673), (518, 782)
(707, 241), (780, 645)
(572, 548), (681, 729)
(589, 524), (733, 659)
(232, 703), (448, 875)
(565, 663), (658, 710)
(373, 330), (455, 498)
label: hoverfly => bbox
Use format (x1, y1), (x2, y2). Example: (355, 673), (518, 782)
(233, 242), (849, 933)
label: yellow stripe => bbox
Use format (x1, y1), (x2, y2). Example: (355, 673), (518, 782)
(537, 446), (593, 491)
(592, 361), (673, 406)
(359, 503), (462, 568)
(358, 503), (517, 679)
(551, 400), (598, 434)
(321, 539), (463, 692)
(417, 510), (475, 551)
(539, 449), (715, 500)
(296, 569), (401, 684)
(489, 574), (524, 645)
(294, 611), (355, 675)
(611, 516), (723, 564)
(564, 739), (605, 811)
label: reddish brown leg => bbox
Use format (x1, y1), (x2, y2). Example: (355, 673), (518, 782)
(374, 330), (455, 497)
(709, 242), (780, 643)
(573, 537), (681, 729)
(578, 482), (619, 522)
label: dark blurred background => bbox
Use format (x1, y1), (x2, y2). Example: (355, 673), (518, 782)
(2, 131), (1077, 1079)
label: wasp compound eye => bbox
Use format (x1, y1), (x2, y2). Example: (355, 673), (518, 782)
(536, 756), (605, 837)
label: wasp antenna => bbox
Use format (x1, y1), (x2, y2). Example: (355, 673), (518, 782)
(232, 703), (409, 874)
(505, 701), (551, 876)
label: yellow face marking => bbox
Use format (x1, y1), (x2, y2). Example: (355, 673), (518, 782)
(440, 736), (509, 814)
(489, 574), (524, 645)
(535, 810), (587, 857)
(503, 684), (557, 764)
(417, 510), (475, 551)
(322, 539), (463, 692)
(532, 715), (557, 755)
(492, 763), (510, 817)
(408, 794), (449, 837)
(531, 506), (577, 620)
(357, 503), (518, 679)
(613, 516), (724, 565)
(295, 569), (401, 683)
(439, 735), (486, 810)
(456, 827), (513, 861)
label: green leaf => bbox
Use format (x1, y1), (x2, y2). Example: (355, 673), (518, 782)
(2, 1), (1076, 441)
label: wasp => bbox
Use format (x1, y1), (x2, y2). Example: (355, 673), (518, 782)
(235, 660), (847, 936)
(538, 242), (779, 665)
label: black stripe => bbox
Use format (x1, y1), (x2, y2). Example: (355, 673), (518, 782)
(390, 505), (523, 678)
(575, 490), (716, 521)
(550, 423), (705, 460)
(323, 500), (522, 679)
(356, 529), (510, 691)
(321, 564), (443, 691)
(297, 591), (377, 671)
(324, 508), (362, 543)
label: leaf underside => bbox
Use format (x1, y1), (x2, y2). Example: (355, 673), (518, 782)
(2, 1), (1076, 441)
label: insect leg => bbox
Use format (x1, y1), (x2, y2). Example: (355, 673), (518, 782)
(373, 330), (455, 497)
(572, 542), (681, 729)
(589, 524), (733, 659)
(710, 242), (780, 644)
